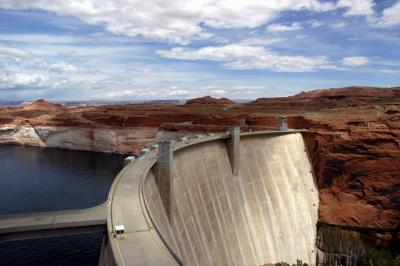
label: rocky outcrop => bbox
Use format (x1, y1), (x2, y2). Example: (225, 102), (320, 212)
(0, 89), (399, 230)
(185, 95), (234, 105)
(22, 99), (65, 111)
(294, 86), (400, 101)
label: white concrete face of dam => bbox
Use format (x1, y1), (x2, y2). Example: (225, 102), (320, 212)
(144, 132), (319, 265)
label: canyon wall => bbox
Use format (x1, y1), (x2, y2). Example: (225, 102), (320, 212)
(0, 124), (158, 154)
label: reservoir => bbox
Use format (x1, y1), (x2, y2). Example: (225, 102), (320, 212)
(0, 144), (125, 265)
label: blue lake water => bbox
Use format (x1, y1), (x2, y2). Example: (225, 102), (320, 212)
(0, 144), (125, 265)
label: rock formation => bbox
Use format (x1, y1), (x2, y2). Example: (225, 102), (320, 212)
(22, 99), (65, 111)
(185, 95), (234, 105)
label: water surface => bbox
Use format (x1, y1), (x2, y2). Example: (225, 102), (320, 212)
(0, 144), (125, 265)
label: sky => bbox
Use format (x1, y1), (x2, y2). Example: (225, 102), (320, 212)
(0, 0), (399, 101)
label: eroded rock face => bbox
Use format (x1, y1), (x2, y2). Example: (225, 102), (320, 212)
(305, 129), (400, 229)
(0, 87), (399, 229)
(0, 123), (158, 154)
(22, 99), (65, 111)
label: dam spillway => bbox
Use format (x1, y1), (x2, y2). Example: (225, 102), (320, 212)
(134, 131), (319, 265)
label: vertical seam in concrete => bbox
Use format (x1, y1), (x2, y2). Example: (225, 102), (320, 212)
(172, 160), (198, 265)
(240, 142), (266, 262)
(213, 154), (238, 265)
(255, 136), (284, 262)
(170, 198), (190, 264)
(175, 189), (201, 266)
(283, 140), (307, 261)
(169, 170), (188, 263)
(203, 153), (232, 265)
(247, 138), (279, 263)
(237, 173), (263, 264)
(181, 149), (213, 266)
(286, 137), (314, 263)
(249, 150), (271, 263)
(274, 138), (298, 260)
(197, 149), (224, 265)
(264, 138), (289, 260)
(220, 150), (247, 265)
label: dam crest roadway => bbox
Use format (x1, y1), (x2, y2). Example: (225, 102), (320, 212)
(0, 122), (319, 266)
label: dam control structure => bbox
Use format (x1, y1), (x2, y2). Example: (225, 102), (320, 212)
(0, 120), (319, 265)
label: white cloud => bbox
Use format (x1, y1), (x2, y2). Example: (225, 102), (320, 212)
(336, 0), (400, 30)
(0, 0), (336, 44)
(0, 43), (83, 74)
(157, 44), (333, 72)
(342, 56), (370, 66)
(0, 43), (84, 91)
(337, 0), (375, 17)
(266, 22), (302, 32)
(105, 85), (252, 100)
(0, 34), (79, 45)
(208, 88), (226, 95)
(309, 19), (323, 28)
(162, 85), (266, 98)
(104, 89), (157, 99)
(0, 44), (31, 59)
(375, 1), (400, 28)
(167, 87), (191, 96)
(0, 70), (47, 88)
(380, 68), (400, 74)
(39, 61), (81, 73)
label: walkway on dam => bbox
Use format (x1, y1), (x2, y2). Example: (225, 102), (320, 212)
(0, 203), (107, 242)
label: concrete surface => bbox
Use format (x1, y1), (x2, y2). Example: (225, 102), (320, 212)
(143, 132), (318, 265)
(0, 204), (107, 242)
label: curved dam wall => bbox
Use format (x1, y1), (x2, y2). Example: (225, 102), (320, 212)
(143, 132), (319, 265)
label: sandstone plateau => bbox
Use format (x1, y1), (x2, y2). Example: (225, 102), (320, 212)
(0, 86), (399, 231)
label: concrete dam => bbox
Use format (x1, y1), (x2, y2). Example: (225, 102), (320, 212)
(0, 128), (319, 265)
(147, 131), (319, 265)
(105, 129), (319, 265)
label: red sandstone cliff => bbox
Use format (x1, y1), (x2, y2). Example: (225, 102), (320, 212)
(0, 86), (399, 230)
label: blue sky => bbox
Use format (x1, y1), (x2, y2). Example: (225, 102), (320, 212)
(0, 0), (399, 101)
